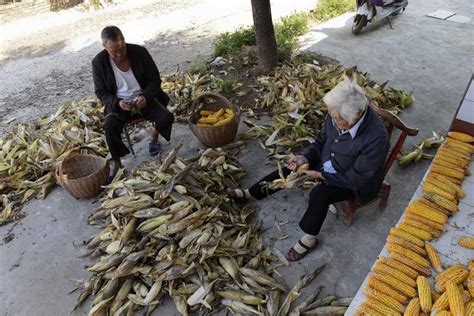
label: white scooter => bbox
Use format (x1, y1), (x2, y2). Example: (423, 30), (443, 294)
(352, 0), (408, 34)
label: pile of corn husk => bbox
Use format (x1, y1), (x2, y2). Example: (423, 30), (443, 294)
(0, 99), (107, 225)
(76, 144), (350, 315)
(244, 61), (414, 158)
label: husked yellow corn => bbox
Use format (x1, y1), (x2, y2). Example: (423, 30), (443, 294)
(430, 164), (465, 180)
(367, 277), (408, 304)
(387, 234), (427, 256)
(424, 242), (443, 273)
(417, 276), (432, 313)
(356, 303), (385, 316)
(443, 140), (473, 155)
(423, 192), (458, 212)
(364, 297), (402, 315)
(462, 290), (471, 304)
(434, 154), (469, 169)
(364, 287), (406, 313)
(406, 201), (448, 224)
(391, 253), (431, 276)
(467, 269), (474, 297)
(435, 311), (452, 316)
(419, 197), (452, 216)
(428, 174), (466, 198)
(388, 244), (431, 268)
(446, 280), (465, 316)
(446, 137), (474, 152)
(390, 228), (425, 247)
(436, 264), (469, 292)
(439, 144), (471, 160)
(436, 148), (470, 164)
(448, 131), (474, 143)
(402, 219), (441, 238)
(404, 213), (446, 232)
(469, 260), (474, 271)
(422, 181), (457, 201)
(459, 236), (474, 249)
(425, 176), (458, 195)
(433, 159), (466, 173)
(466, 301), (474, 316)
(432, 291), (449, 315)
(373, 262), (416, 287)
(431, 289), (441, 302)
(397, 223), (433, 241)
(372, 272), (417, 298)
(378, 256), (419, 280)
(404, 297), (420, 316)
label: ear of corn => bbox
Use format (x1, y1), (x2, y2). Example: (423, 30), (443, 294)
(419, 197), (452, 216)
(431, 289), (441, 302)
(388, 244), (431, 268)
(366, 277), (408, 304)
(435, 311), (453, 316)
(402, 219), (442, 238)
(446, 137), (474, 152)
(356, 303), (385, 316)
(446, 280), (465, 316)
(435, 264), (469, 292)
(430, 164), (465, 180)
(390, 227), (425, 248)
(467, 269), (474, 297)
(434, 154), (469, 169)
(422, 181), (457, 201)
(391, 253), (431, 276)
(371, 273), (417, 298)
(364, 287), (406, 313)
(448, 131), (474, 143)
(424, 242), (443, 273)
(406, 201), (448, 224)
(427, 174), (465, 198)
(442, 140), (473, 155)
(439, 143), (471, 160)
(465, 301), (474, 316)
(423, 192), (458, 213)
(404, 297), (420, 316)
(432, 159), (466, 173)
(459, 236), (474, 249)
(425, 177), (457, 196)
(373, 262), (416, 287)
(417, 276), (432, 313)
(387, 234), (427, 256)
(404, 213), (445, 232)
(432, 290), (449, 315)
(364, 297), (402, 315)
(397, 223), (433, 241)
(436, 148), (470, 164)
(378, 256), (419, 280)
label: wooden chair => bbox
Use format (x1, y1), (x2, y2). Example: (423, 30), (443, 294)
(334, 104), (419, 225)
(123, 118), (145, 156)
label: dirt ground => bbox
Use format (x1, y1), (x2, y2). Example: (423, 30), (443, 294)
(0, 0), (316, 132)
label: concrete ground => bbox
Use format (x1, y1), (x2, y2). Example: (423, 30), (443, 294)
(1, 0), (473, 315)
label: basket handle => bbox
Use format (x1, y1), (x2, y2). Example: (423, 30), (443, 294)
(190, 92), (238, 115)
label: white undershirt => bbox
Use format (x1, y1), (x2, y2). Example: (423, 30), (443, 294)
(109, 57), (142, 100)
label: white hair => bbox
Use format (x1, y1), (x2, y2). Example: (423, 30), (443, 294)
(323, 75), (368, 125)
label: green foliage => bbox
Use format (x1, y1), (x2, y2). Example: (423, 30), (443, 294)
(215, 77), (237, 95)
(275, 12), (310, 53)
(311, 0), (355, 21)
(190, 56), (209, 76)
(213, 27), (256, 58)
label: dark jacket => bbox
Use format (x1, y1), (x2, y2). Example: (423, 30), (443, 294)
(92, 43), (169, 114)
(303, 106), (389, 204)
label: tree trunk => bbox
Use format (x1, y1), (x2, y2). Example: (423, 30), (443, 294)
(251, 0), (278, 73)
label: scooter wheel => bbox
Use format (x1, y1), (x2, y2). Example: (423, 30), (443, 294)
(352, 14), (367, 34)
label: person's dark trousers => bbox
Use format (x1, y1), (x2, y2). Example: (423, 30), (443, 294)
(249, 167), (354, 235)
(104, 99), (174, 159)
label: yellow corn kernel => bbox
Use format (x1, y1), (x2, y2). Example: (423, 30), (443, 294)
(435, 311), (452, 316)
(388, 244), (431, 268)
(198, 116), (218, 124)
(459, 236), (474, 249)
(213, 114), (234, 126)
(431, 289), (441, 302)
(448, 131), (474, 143)
(373, 262), (416, 287)
(433, 159), (466, 173)
(356, 303), (385, 316)
(378, 256), (419, 280)
(391, 253), (431, 276)
(417, 276), (432, 313)
(364, 287), (406, 313)
(436, 264), (469, 292)
(422, 181), (457, 201)
(436, 148), (470, 164)
(427, 174), (465, 198)
(435, 154), (469, 169)
(446, 280), (465, 316)
(423, 192), (458, 212)
(390, 227), (425, 248)
(406, 201), (448, 224)
(211, 108), (225, 120)
(404, 297), (420, 316)
(199, 110), (214, 116)
(372, 272), (417, 298)
(425, 176), (458, 195)
(465, 301), (474, 316)
(446, 137), (474, 151)
(467, 269), (474, 297)
(404, 213), (446, 232)
(367, 277), (408, 304)
(439, 143), (471, 160)
(424, 242), (443, 273)
(430, 164), (465, 180)
(364, 297), (402, 315)
(397, 223), (433, 241)
(432, 291), (449, 315)
(387, 235), (427, 256)
(443, 140), (473, 156)
(403, 219), (442, 238)
(418, 197), (452, 216)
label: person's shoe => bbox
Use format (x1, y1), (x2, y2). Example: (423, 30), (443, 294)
(149, 142), (161, 156)
(286, 238), (319, 261)
(226, 188), (251, 204)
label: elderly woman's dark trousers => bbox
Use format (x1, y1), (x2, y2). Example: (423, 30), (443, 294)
(104, 99), (174, 159)
(249, 168), (354, 235)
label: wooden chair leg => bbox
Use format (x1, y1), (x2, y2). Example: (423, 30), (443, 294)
(379, 181), (391, 208)
(123, 126), (135, 156)
(342, 200), (358, 226)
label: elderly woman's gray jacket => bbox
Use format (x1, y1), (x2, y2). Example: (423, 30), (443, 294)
(303, 106), (389, 204)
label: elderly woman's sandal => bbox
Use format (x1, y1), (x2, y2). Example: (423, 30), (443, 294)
(227, 188), (251, 204)
(286, 237), (318, 261)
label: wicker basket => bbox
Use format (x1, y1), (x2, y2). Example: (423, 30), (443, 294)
(188, 92), (240, 147)
(56, 154), (109, 198)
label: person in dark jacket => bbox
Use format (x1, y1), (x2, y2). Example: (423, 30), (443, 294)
(92, 26), (174, 178)
(228, 76), (390, 261)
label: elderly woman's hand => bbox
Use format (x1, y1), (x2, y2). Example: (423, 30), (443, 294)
(287, 155), (308, 171)
(301, 170), (325, 181)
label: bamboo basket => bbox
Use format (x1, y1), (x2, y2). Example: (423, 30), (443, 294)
(188, 92), (240, 147)
(56, 154), (109, 198)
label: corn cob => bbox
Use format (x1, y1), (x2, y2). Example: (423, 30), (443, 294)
(364, 287), (406, 313)
(446, 137), (474, 152)
(419, 197), (452, 216)
(462, 290), (471, 304)
(439, 144), (471, 160)
(404, 297), (420, 316)
(424, 242), (443, 273)
(443, 140), (473, 155)
(432, 291), (449, 315)
(437, 146), (471, 162)
(469, 260), (474, 271)
(459, 236), (474, 249)
(387, 234), (428, 256)
(430, 164), (465, 180)
(397, 223), (433, 241)
(406, 201), (448, 224)
(466, 301), (474, 316)
(356, 303), (385, 316)
(425, 176), (458, 196)
(367, 277), (408, 304)
(373, 262), (416, 287)
(388, 244), (431, 268)
(434, 154), (469, 169)
(404, 213), (446, 232)
(427, 174), (465, 198)
(423, 192), (458, 212)
(467, 269), (474, 297)
(429, 172), (463, 187)
(422, 181), (457, 201)
(378, 256), (419, 280)
(364, 297), (402, 315)
(402, 219), (442, 238)
(431, 289), (441, 302)
(390, 228), (425, 248)
(435, 311), (453, 316)
(417, 276), (432, 313)
(446, 280), (465, 316)
(372, 272), (417, 298)
(436, 264), (469, 292)
(391, 253), (431, 276)
(433, 159), (466, 174)
(448, 131), (474, 143)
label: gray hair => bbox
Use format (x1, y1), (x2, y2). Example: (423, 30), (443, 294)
(101, 26), (124, 45)
(323, 75), (368, 125)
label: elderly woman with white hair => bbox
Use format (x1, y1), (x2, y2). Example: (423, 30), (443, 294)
(228, 76), (390, 261)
